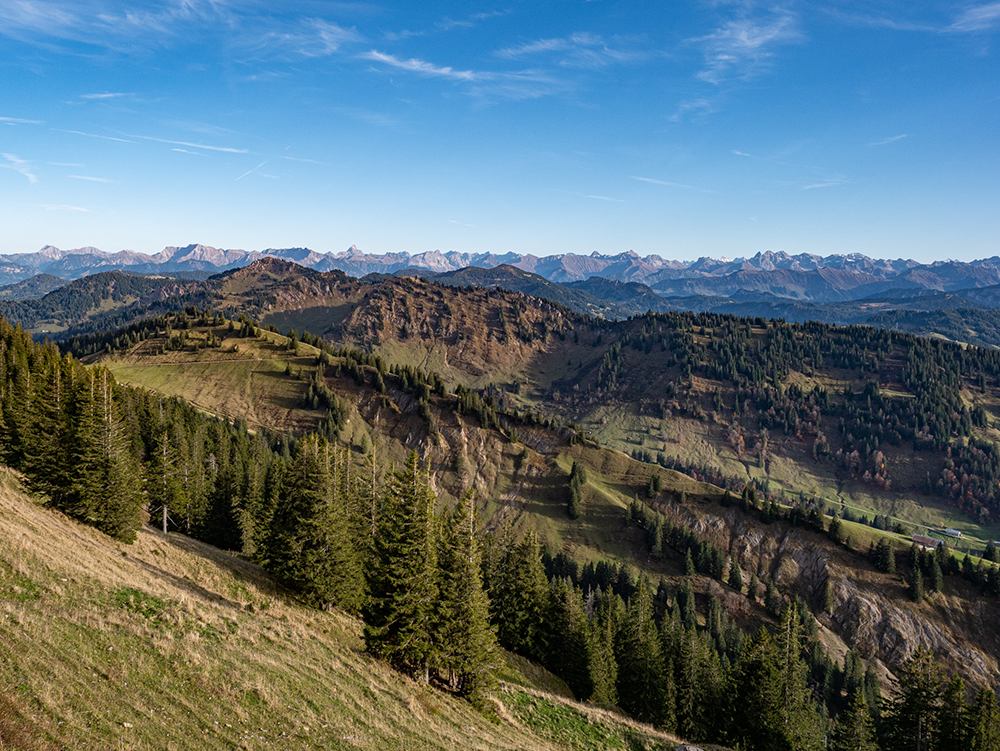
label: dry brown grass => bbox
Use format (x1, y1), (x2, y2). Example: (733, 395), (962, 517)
(0, 467), (689, 751)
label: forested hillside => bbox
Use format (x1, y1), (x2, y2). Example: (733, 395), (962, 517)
(9, 260), (1000, 748)
(8, 306), (1000, 749)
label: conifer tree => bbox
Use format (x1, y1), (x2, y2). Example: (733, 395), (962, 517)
(545, 578), (591, 699)
(728, 559), (743, 593)
(773, 603), (825, 749)
(615, 579), (666, 725)
(876, 537), (897, 573)
(673, 625), (719, 741)
(568, 473), (582, 519)
(969, 686), (1000, 751)
(678, 577), (697, 630)
(831, 688), (879, 751)
(488, 529), (550, 660)
(587, 596), (619, 706)
(885, 646), (942, 751)
(910, 566), (925, 603)
(433, 492), (499, 706)
(147, 428), (188, 532)
(935, 674), (968, 751)
(821, 577), (834, 612)
(928, 555), (943, 594)
(726, 627), (785, 750)
(66, 367), (144, 542)
(684, 548), (696, 576)
(23, 352), (71, 503)
(364, 451), (439, 679)
(266, 436), (364, 613)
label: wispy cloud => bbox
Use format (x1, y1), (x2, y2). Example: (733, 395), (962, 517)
(669, 98), (715, 122)
(693, 10), (803, 84)
(731, 149), (789, 166)
(236, 160), (268, 180)
(282, 155), (333, 165)
(801, 176), (848, 190)
(552, 188), (624, 202)
(496, 32), (644, 68)
(57, 129), (135, 143)
(2, 153), (38, 183)
(256, 18), (362, 58)
(631, 176), (715, 193)
(48, 161), (83, 167)
(817, 8), (937, 33)
(80, 92), (132, 99)
(497, 38), (570, 57)
(33, 204), (89, 212)
(870, 134), (909, 146)
(172, 148), (206, 155)
(69, 174), (113, 182)
(473, 69), (567, 101)
(385, 10), (504, 41)
(364, 50), (564, 100)
(363, 50), (477, 81)
(129, 134), (249, 153)
(0, 116), (43, 125)
(822, 4), (1000, 34)
(950, 2), (1000, 32)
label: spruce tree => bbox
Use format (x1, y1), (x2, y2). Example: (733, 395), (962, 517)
(935, 674), (968, 751)
(726, 627), (785, 750)
(544, 578), (591, 699)
(678, 577), (697, 631)
(266, 436), (364, 613)
(831, 688), (879, 751)
(615, 579), (666, 726)
(434, 492), (499, 706)
(66, 368), (144, 542)
(821, 577), (834, 612)
(928, 555), (943, 594)
(773, 603), (825, 749)
(568, 473), (582, 519)
(673, 625), (719, 741)
(364, 451), (439, 680)
(910, 566), (925, 603)
(147, 428), (188, 532)
(728, 559), (743, 594)
(22, 352), (71, 504)
(885, 646), (942, 751)
(587, 596), (619, 706)
(487, 529), (549, 660)
(684, 548), (696, 576)
(969, 686), (1000, 751)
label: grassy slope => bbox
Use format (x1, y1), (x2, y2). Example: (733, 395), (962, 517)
(101, 326), (712, 575)
(99, 323), (1000, 586)
(0, 468), (686, 751)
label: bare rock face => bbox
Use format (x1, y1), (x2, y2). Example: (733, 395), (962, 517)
(665, 499), (1000, 688)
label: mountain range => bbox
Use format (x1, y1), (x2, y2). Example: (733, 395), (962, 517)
(7, 244), (1000, 303)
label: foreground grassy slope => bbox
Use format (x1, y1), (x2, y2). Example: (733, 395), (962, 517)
(0, 468), (687, 751)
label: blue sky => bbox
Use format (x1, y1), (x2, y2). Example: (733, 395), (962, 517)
(0, 1), (998, 262)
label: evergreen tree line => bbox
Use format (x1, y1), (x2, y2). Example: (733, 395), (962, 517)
(601, 310), (1000, 518)
(2, 316), (503, 706)
(264, 441), (500, 706)
(481, 520), (858, 750)
(0, 315), (294, 545)
(488, 518), (1000, 751)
